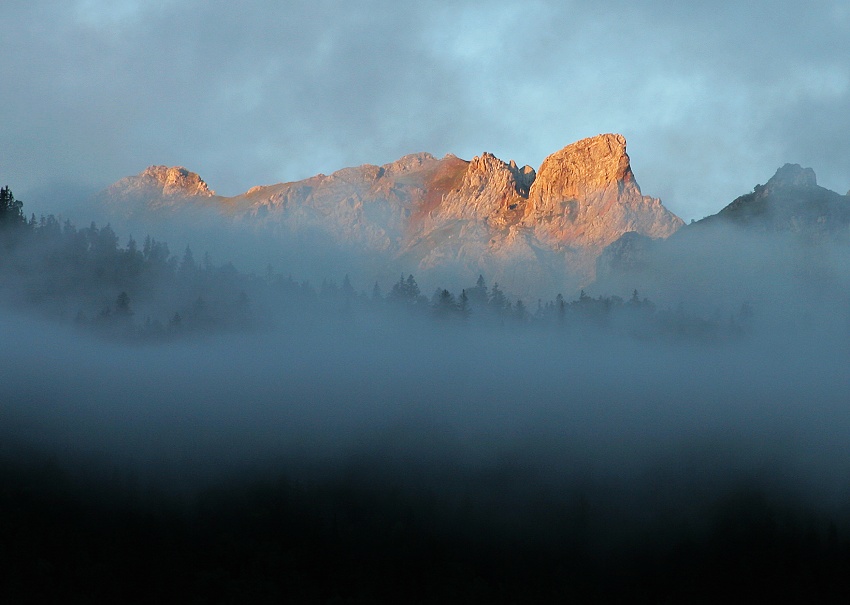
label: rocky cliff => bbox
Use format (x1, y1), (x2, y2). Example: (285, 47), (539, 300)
(524, 134), (681, 248)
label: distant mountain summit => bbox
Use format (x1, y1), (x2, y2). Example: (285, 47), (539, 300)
(767, 163), (817, 188)
(97, 166), (215, 219)
(596, 162), (850, 309)
(96, 134), (683, 297)
(695, 163), (850, 237)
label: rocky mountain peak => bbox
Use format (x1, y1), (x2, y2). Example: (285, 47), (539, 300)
(766, 163), (817, 189)
(468, 152), (505, 174)
(138, 166), (215, 197)
(97, 165), (216, 219)
(522, 134), (682, 253)
(698, 162), (849, 237)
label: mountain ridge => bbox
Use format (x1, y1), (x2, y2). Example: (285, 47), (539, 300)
(93, 134), (684, 297)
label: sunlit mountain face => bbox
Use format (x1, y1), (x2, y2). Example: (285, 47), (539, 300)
(4, 136), (850, 602)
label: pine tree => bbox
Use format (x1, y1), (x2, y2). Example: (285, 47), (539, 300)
(180, 245), (196, 276)
(514, 299), (527, 322)
(390, 274), (424, 306)
(468, 274), (488, 307)
(115, 291), (133, 318)
(342, 274), (355, 299)
(432, 288), (457, 319)
(459, 289), (470, 320)
(0, 186), (24, 226)
(489, 282), (508, 314)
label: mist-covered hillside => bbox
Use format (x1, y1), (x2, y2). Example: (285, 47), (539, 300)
(596, 163), (850, 326)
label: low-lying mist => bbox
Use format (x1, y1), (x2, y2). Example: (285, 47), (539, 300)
(5, 203), (850, 600)
(4, 286), (850, 599)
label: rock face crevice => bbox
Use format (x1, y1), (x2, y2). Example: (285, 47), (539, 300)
(97, 134), (683, 296)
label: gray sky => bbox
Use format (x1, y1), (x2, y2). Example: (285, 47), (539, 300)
(2, 0), (849, 221)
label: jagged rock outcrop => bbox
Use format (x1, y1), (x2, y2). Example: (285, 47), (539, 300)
(142, 166), (215, 197)
(110, 165), (213, 199)
(425, 152), (533, 227)
(95, 134), (683, 297)
(766, 163), (817, 189)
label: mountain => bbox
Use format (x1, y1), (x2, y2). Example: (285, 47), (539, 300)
(596, 163), (850, 310)
(95, 134), (683, 297)
(693, 163), (850, 238)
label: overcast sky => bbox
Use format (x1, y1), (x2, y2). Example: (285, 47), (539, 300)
(2, 0), (849, 221)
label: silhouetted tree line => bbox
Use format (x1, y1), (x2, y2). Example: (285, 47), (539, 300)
(265, 266), (752, 342)
(0, 184), (753, 342)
